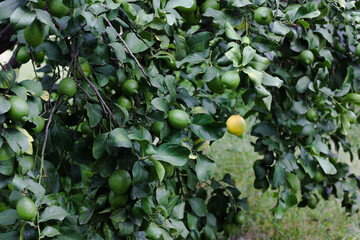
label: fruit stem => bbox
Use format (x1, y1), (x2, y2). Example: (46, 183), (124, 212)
(29, 48), (39, 82)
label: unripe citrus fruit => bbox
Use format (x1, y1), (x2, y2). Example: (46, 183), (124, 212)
(76, 57), (91, 79)
(34, 50), (45, 62)
(201, 0), (220, 13)
(7, 96), (30, 122)
(108, 169), (132, 195)
(122, 80), (139, 97)
(116, 96), (132, 112)
(16, 46), (31, 64)
(151, 121), (163, 137)
(48, 0), (69, 18)
(254, 7), (273, 25)
(306, 108), (319, 122)
(16, 196), (37, 221)
(299, 50), (314, 65)
(108, 191), (128, 209)
(58, 77), (77, 98)
(234, 212), (246, 225)
(226, 115), (246, 136)
(221, 71), (240, 89)
(222, 222), (235, 235)
(168, 109), (191, 130)
(206, 76), (224, 94)
(342, 93), (360, 104)
(308, 195), (317, 209)
(314, 170), (324, 183)
(24, 20), (45, 48)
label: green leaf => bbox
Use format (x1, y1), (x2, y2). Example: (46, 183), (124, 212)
(35, 9), (56, 32)
(151, 98), (170, 116)
(188, 198), (206, 217)
(109, 42), (126, 62)
(285, 172), (300, 192)
(295, 76), (311, 93)
(188, 32), (214, 53)
(225, 43), (242, 67)
(243, 66), (263, 86)
(171, 202), (185, 220)
(10, 7), (35, 30)
(224, 22), (241, 40)
(251, 122), (277, 137)
(0, 96), (10, 114)
(40, 226), (61, 238)
(292, 3), (321, 21)
(21, 80), (43, 97)
(0, 0), (25, 20)
(273, 164), (286, 188)
(272, 199), (286, 219)
(189, 114), (226, 141)
(106, 128), (132, 155)
(146, 222), (163, 239)
(271, 21), (290, 36)
(153, 144), (190, 166)
(110, 208), (127, 223)
(84, 103), (103, 128)
(92, 133), (108, 159)
(41, 41), (63, 62)
(78, 208), (94, 225)
(125, 32), (151, 53)
(0, 209), (17, 226)
(165, 0), (195, 10)
(39, 206), (69, 222)
(150, 158), (165, 183)
(242, 46), (256, 66)
(195, 155), (216, 181)
(1, 128), (29, 154)
(313, 155), (337, 175)
(262, 73), (283, 88)
(132, 161), (148, 184)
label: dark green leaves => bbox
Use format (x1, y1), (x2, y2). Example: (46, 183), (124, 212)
(188, 198), (206, 217)
(153, 144), (190, 166)
(195, 155), (216, 181)
(189, 114), (226, 141)
(10, 7), (35, 30)
(39, 206), (70, 222)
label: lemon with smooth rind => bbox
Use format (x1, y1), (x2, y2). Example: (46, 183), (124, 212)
(226, 115), (246, 136)
(57, 77), (77, 98)
(299, 50), (314, 65)
(254, 7), (273, 25)
(108, 169), (132, 195)
(16, 46), (31, 64)
(16, 197), (37, 221)
(168, 109), (191, 130)
(7, 96), (30, 122)
(48, 0), (69, 18)
(221, 71), (240, 90)
(24, 20), (45, 48)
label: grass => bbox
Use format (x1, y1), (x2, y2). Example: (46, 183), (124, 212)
(208, 123), (360, 240)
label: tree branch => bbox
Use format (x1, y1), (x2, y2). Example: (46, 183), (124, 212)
(0, 24), (16, 55)
(103, 16), (148, 81)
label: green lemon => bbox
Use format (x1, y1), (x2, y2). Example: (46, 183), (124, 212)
(222, 222), (235, 235)
(342, 93), (360, 104)
(254, 7), (273, 25)
(168, 109), (191, 130)
(347, 110), (357, 124)
(24, 20), (45, 48)
(221, 71), (240, 89)
(306, 108), (319, 122)
(76, 57), (91, 79)
(18, 156), (34, 175)
(108, 169), (132, 195)
(234, 212), (246, 225)
(151, 121), (163, 137)
(307, 195), (317, 209)
(335, 41), (346, 53)
(31, 116), (45, 133)
(108, 191), (128, 209)
(16, 46), (31, 64)
(314, 170), (324, 183)
(16, 197), (37, 221)
(116, 96), (132, 112)
(299, 50), (314, 65)
(122, 80), (139, 97)
(58, 77), (77, 98)
(34, 50), (45, 62)
(177, 0), (197, 13)
(0, 144), (14, 161)
(7, 96), (30, 122)
(206, 76), (224, 94)
(356, 43), (360, 57)
(263, 152), (274, 165)
(48, 0), (69, 18)
(201, 0), (220, 13)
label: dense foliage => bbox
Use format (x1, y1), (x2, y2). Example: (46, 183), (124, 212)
(0, 0), (360, 239)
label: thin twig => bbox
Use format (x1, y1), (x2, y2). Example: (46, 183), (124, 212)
(39, 98), (59, 184)
(29, 48), (39, 81)
(75, 63), (121, 127)
(103, 16), (148, 80)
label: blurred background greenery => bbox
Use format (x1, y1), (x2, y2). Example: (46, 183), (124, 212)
(209, 117), (360, 240)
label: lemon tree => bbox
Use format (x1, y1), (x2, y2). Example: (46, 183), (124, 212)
(1, 0), (360, 239)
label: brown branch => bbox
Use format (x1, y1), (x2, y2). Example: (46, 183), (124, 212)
(103, 16), (148, 80)
(39, 98), (59, 184)
(75, 63), (121, 127)
(0, 24), (16, 54)
(3, 56), (20, 70)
